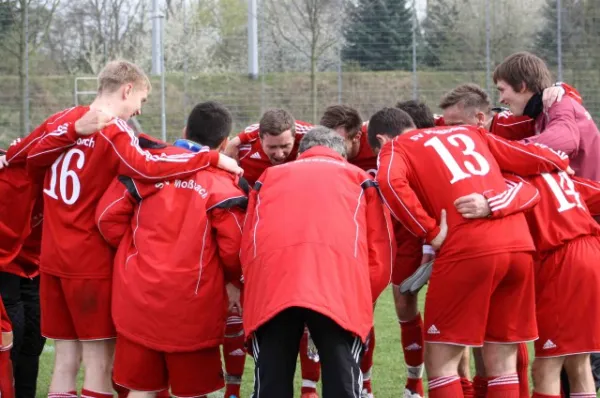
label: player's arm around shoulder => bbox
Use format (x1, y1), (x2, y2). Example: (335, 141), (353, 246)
(479, 126), (572, 176)
(363, 178), (396, 302)
(96, 175), (146, 248)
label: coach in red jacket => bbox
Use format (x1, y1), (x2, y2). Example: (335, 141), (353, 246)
(241, 126), (395, 398)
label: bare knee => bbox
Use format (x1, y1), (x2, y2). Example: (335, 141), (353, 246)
(483, 343), (517, 376)
(81, 339), (115, 373)
(393, 288), (418, 321)
(54, 340), (83, 376)
(532, 357), (564, 395)
(564, 354), (595, 393)
(425, 342), (466, 378)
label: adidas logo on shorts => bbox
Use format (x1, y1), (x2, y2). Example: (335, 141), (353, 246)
(543, 340), (557, 349)
(427, 325), (440, 335)
(250, 152), (262, 159)
(229, 348), (246, 356)
(405, 343), (422, 351)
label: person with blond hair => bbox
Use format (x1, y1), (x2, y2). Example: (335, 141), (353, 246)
(0, 59), (241, 398)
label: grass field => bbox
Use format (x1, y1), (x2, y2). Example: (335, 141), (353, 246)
(34, 286), (536, 398)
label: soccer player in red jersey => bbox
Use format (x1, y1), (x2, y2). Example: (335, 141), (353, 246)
(0, 298), (14, 398)
(455, 169), (600, 398)
(6, 61), (240, 398)
(96, 102), (246, 398)
(369, 107), (571, 398)
(228, 110), (313, 186)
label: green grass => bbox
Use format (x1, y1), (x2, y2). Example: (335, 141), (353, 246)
(35, 286), (536, 397)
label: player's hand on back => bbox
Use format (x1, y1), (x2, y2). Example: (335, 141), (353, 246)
(0, 155), (7, 169)
(74, 108), (114, 136)
(223, 136), (242, 161)
(454, 193), (491, 219)
(542, 85), (565, 111)
(430, 209), (448, 251)
(217, 153), (244, 176)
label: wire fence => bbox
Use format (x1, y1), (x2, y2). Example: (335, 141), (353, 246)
(0, 0), (598, 147)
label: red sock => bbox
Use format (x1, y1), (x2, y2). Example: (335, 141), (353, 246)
(516, 343), (529, 398)
(0, 349), (14, 398)
(473, 376), (488, 398)
(360, 327), (375, 393)
(461, 377), (475, 398)
(224, 312), (245, 397)
(429, 376), (463, 398)
(156, 389), (170, 397)
(400, 313), (424, 396)
(532, 393), (560, 398)
(487, 374), (519, 398)
(300, 329), (320, 394)
(80, 389), (114, 398)
(48, 392), (77, 398)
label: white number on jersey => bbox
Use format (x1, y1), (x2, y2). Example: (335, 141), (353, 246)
(542, 172), (585, 213)
(44, 148), (85, 205)
(424, 134), (490, 184)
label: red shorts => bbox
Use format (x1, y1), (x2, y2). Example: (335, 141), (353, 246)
(534, 235), (600, 357)
(424, 251), (537, 346)
(0, 299), (11, 334)
(40, 273), (115, 340)
(113, 334), (224, 396)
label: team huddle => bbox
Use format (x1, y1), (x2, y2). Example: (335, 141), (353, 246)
(0, 50), (599, 398)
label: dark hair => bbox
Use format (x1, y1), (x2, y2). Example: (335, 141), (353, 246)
(259, 108), (295, 137)
(186, 101), (232, 149)
(319, 105), (362, 137)
(367, 107), (416, 151)
(493, 51), (552, 93)
(395, 100), (435, 129)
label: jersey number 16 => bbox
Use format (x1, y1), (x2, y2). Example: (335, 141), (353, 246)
(43, 148), (85, 205)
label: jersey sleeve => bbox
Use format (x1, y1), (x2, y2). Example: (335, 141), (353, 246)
(363, 181), (395, 302)
(572, 177), (600, 216)
(521, 100), (580, 156)
(376, 142), (440, 242)
(480, 128), (570, 176)
(485, 174), (540, 218)
(5, 120), (50, 165)
(95, 176), (138, 248)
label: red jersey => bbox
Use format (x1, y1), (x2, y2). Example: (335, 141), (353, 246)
(504, 173), (600, 255)
(355, 122), (378, 176)
(376, 125), (571, 261)
(23, 108), (220, 278)
(237, 120), (313, 185)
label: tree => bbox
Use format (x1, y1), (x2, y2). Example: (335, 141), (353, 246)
(262, 0), (344, 123)
(342, 0), (414, 71)
(0, 0), (59, 136)
(45, 0), (147, 75)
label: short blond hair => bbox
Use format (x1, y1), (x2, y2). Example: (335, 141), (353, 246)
(493, 52), (552, 94)
(97, 60), (151, 95)
(440, 84), (491, 114)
